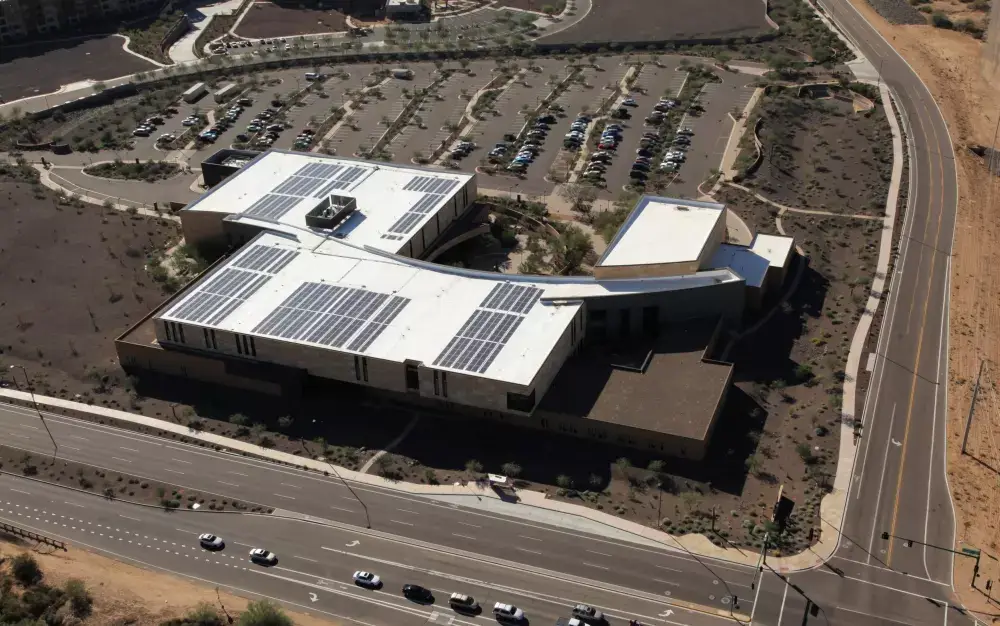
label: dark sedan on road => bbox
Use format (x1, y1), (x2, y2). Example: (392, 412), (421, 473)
(402, 584), (434, 603)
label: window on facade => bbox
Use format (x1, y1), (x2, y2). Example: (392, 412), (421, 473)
(177, 324), (185, 344)
(164, 322), (173, 342)
(405, 364), (419, 391)
(235, 334), (243, 354)
(441, 372), (448, 398)
(362, 357), (369, 382)
(210, 329), (218, 350)
(203, 328), (211, 348)
(354, 356), (361, 381)
(506, 390), (536, 413)
(249, 336), (256, 357)
(433, 371), (440, 396)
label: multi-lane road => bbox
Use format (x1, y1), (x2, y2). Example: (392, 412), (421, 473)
(0, 0), (968, 624)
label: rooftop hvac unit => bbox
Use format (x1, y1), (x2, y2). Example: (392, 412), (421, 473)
(305, 194), (357, 229)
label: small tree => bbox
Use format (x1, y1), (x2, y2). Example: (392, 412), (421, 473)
(182, 603), (225, 625)
(277, 415), (294, 430)
(64, 579), (93, 618)
(558, 183), (598, 213)
(796, 443), (817, 465)
(647, 460), (665, 475)
(501, 462), (522, 479)
(556, 474), (574, 489)
(250, 422), (267, 442)
(11, 553), (43, 586)
(237, 599), (293, 626)
(229, 413), (249, 426)
(745, 454), (762, 477)
(465, 459), (484, 474)
(680, 490), (701, 513)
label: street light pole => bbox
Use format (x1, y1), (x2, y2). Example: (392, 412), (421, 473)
(9, 365), (58, 457)
(325, 458), (371, 529)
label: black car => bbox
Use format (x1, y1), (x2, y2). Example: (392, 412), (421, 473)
(538, 115), (556, 124)
(402, 584), (434, 603)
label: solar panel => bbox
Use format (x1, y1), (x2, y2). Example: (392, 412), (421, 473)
(232, 245), (299, 275)
(245, 194), (300, 220)
(273, 176), (326, 197)
(295, 162), (342, 179)
(166, 267), (271, 326)
(339, 166), (366, 183)
(404, 175), (436, 191)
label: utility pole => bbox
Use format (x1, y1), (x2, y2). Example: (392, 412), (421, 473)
(9, 365), (58, 457)
(961, 359), (987, 454)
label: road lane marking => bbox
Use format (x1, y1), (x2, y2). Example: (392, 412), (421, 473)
(62, 446), (80, 451)
(582, 562), (608, 570)
(280, 483), (301, 489)
(587, 549), (611, 557)
(390, 519), (413, 526)
(217, 481), (239, 487)
(329, 505), (355, 513)
(19, 425), (39, 430)
(456, 521), (481, 528)
(452, 533), (477, 540)
(654, 579), (680, 586)
(64, 502), (85, 508)
(396, 508), (419, 515)
(518, 535), (541, 541)
(120, 447), (139, 452)
(69, 435), (89, 441)
(273, 493), (296, 499)
(228, 471), (249, 476)
(119, 515), (140, 521)
(516, 547), (541, 554)
(293, 555), (318, 562)
(836, 606), (912, 625)
(9, 489), (31, 495)
(866, 402), (897, 564)
(655, 565), (682, 573)
(777, 579), (789, 624)
(111, 457), (132, 463)
(172, 459), (193, 464)
(164, 469), (185, 475)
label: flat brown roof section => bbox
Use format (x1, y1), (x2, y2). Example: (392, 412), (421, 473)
(538, 319), (732, 441)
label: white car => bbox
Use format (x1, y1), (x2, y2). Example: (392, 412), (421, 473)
(249, 548), (277, 565)
(199, 533), (224, 549)
(353, 571), (381, 588)
(493, 603), (524, 622)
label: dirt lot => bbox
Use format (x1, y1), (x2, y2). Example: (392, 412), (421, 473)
(540, 0), (772, 44)
(0, 444), (270, 513)
(840, 0), (1000, 616)
(0, 540), (338, 626)
(494, 0), (565, 13)
(743, 88), (894, 215)
(0, 36), (156, 102)
(235, 2), (347, 38)
(0, 171), (178, 385)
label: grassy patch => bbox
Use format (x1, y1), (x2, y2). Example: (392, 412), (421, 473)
(85, 159), (181, 182)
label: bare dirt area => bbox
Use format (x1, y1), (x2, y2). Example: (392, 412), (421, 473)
(0, 169), (178, 390)
(539, 0), (772, 44)
(0, 444), (271, 513)
(493, 0), (564, 13)
(0, 36), (155, 102)
(844, 0), (1000, 614)
(742, 88), (894, 216)
(235, 2), (347, 39)
(0, 540), (338, 626)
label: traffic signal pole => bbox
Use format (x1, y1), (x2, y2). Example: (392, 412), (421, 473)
(881, 531), (982, 586)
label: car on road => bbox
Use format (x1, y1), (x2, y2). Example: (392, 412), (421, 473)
(449, 593), (479, 612)
(493, 603), (525, 623)
(199, 533), (224, 550)
(248, 548), (276, 565)
(354, 571), (382, 588)
(402, 584), (434, 603)
(622, 97), (638, 107)
(571, 604), (604, 623)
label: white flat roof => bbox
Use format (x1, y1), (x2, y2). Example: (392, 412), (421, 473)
(750, 234), (794, 268)
(597, 197), (725, 268)
(709, 245), (769, 288)
(159, 233), (580, 386)
(186, 150), (472, 255)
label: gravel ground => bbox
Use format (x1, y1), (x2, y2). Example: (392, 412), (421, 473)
(861, 0), (925, 25)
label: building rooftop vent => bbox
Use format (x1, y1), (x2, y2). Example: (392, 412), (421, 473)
(305, 194), (357, 229)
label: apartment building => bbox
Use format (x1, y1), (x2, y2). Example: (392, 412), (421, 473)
(0, 0), (160, 43)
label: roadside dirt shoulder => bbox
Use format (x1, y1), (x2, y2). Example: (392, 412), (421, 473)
(846, 0), (1000, 616)
(0, 538), (339, 625)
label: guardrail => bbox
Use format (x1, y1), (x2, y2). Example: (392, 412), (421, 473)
(0, 521), (67, 551)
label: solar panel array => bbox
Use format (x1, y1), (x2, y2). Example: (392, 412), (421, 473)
(433, 283), (543, 374)
(242, 162), (371, 221)
(231, 244), (299, 275)
(252, 282), (410, 353)
(382, 175), (463, 241)
(166, 268), (272, 325)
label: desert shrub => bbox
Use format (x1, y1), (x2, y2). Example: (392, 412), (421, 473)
(10, 554), (43, 586)
(64, 579), (93, 618)
(237, 599), (293, 626)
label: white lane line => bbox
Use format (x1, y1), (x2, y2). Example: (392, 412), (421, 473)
(452, 533), (477, 540)
(120, 447), (139, 452)
(173, 459), (193, 465)
(867, 402), (898, 563)
(329, 505), (355, 513)
(836, 606), (912, 625)
(164, 469), (185, 475)
(280, 483), (301, 489)
(293, 555), (318, 562)
(518, 535), (542, 541)
(228, 471), (249, 476)
(516, 547), (541, 554)
(587, 549), (611, 557)
(10, 433), (29, 438)
(119, 515), (141, 521)
(20, 425), (39, 430)
(69, 435), (89, 441)
(233, 541), (254, 547)
(653, 579), (680, 587)
(273, 493), (296, 500)
(9, 489), (31, 495)
(655, 565), (683, 572)
(396, 508), (419, 515)
(582, 562), (608, 570)
(456, 521), (481, 528)
(62, 446), (81, 451)
(218, 481), (240, 487)
(777, 579), (789, 625)
(64, 502), (85, 508)
(111, 457), (132, 463)
(390, 519), (414, 526)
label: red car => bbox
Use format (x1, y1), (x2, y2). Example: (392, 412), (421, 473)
(598, 143), (617, 150)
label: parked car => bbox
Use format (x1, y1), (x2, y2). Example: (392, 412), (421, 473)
(571, 604), (604, 623)
(622, 97), (638, 107)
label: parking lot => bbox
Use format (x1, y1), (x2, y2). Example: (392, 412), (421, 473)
(325, 66), (435, 158)
(273, 65), (380, 150)
(387, 61), (495, 162)
(598, 60), (687, 196)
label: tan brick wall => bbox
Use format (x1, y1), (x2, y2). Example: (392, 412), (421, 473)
(180, 210), (226, 249)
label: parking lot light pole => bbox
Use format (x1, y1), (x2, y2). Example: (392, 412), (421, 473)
(9, 365), (58, 457)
